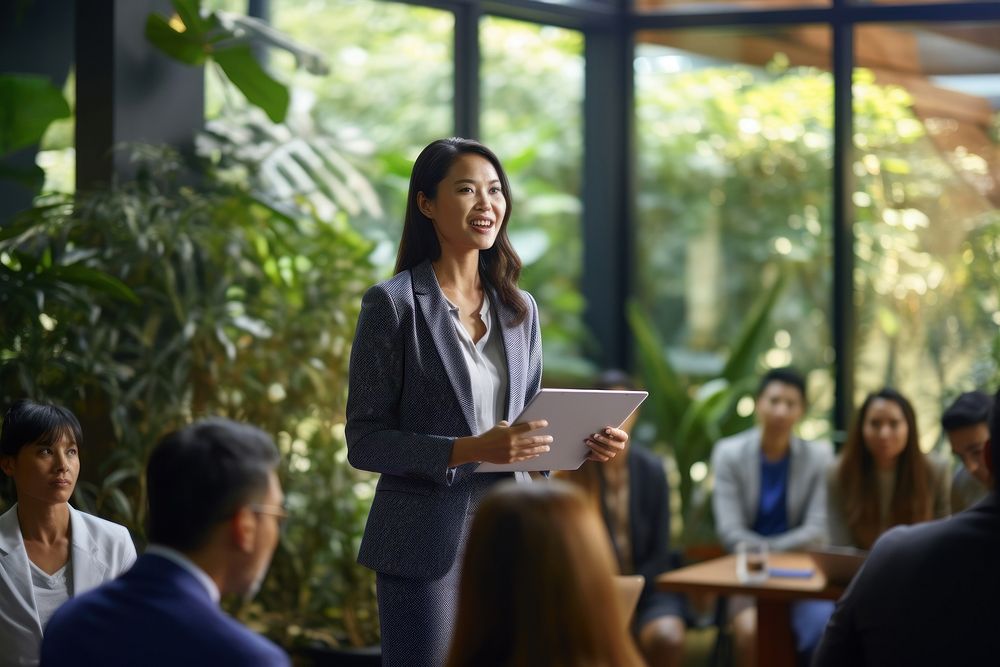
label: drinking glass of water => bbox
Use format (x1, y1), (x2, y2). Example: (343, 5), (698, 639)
(736, 539), (769, 583)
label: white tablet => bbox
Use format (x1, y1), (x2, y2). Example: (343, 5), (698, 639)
(475, 388), (648, 472)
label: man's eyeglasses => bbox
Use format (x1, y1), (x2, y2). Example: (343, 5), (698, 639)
(249, 503), (289, 531)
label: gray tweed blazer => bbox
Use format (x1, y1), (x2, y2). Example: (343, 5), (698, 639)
(346, 260), (542, 579)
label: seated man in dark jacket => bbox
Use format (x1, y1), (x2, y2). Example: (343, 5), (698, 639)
(41, 419), (290, 667)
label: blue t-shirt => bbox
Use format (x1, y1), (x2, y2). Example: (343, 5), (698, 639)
(753, 452), (790, 536)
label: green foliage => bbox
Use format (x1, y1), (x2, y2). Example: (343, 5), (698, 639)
(480, 18), (591, 381)
(0, 73), (71, 192)
(147, 0), (329, 123)
(0, 74), (70, 155)
(257, 0), (453, 257)
(636, 53), (999, 453)
(636, 61), (834, 376)
(198, 106), (382, 224)
(627, 268), (786, 545)
(0, 145), (381, 647)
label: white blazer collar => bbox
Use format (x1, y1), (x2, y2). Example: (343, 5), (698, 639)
(0, 504), (43, 636)
(0, 504), (23, 557)
(69, 504), (110, 592)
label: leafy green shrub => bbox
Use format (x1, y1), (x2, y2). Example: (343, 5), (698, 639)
(0, 145), (380, 647)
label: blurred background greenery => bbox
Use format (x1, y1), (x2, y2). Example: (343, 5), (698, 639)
(1, 0), (998, 656)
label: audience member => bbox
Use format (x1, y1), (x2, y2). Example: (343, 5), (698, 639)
(0, 399), (136, 667)
(827, 388), (950, 549)
(813, 387), (1000, 666)
(711, 367), (833, 667)
(445, 479), (644, 667)
(40, 419), (289, 666)
(559, 369), (686, 667)
(941, 390), (993, 513)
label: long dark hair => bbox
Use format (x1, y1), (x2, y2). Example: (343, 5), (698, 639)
(836, 387), (931, 549)
(394, 137), (527, 325)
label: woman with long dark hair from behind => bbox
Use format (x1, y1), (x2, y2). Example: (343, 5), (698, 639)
(827, 387), (950, 549)
(0, 399), (136, 667)
(446, 480), (644, 667)
(345, 138), (630, 666)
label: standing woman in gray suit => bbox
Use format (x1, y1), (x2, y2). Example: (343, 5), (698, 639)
(346, 137), (629, 667)
(0, 400), (136, 667)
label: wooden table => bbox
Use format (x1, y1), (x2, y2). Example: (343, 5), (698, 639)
(657, 553), (843, 667)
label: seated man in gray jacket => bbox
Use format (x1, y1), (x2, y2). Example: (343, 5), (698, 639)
(711, 367), (832, 667)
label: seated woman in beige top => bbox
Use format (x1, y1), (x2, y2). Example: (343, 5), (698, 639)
(827, 388), (950, 549)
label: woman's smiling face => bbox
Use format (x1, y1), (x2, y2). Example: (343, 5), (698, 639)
(418, 153), (507, 256)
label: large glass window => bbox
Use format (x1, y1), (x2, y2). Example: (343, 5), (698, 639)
(480, 17), (588, 379)
(636, 0), (828, 12)
(853, 22), (1000, 449)
(635, 27), (833, 542)
(635, 26), (834, 437)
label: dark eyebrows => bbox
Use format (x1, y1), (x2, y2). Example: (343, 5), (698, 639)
(453, 178), (501, 185)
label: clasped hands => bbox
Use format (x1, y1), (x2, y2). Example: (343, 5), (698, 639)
(449, 419), (629, 466)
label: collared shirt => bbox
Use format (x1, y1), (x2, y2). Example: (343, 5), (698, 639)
(445, 290), (533, 483)
(145, 544), (220, 604)
(444, 290), (508, 437)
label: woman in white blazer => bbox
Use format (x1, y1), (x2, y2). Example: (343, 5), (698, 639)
(0, 400), (136, 667)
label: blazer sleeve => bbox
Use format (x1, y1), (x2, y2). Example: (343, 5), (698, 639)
(115, 525), (138, 574)
(812, 551), (870, 666)
(711, 440), (761, 553)
(524, 291), (543, 403)
(345, 284), (458, 485)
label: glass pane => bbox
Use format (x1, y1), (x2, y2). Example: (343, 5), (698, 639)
(206, 0), (454, 269)
(480, 17), (587, 379)
(853, 23), (1000, 449)
(37, 69), (75, 195)
(635, 27), (833, 537)
(637, 0), (828, 11)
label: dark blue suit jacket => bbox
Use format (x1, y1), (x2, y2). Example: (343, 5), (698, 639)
(39, 553), (289, 667)
(346, 260), (542, 580)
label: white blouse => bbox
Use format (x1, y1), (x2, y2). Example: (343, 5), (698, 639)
(445, 291), (532, 483)
(29, 561), (71, 630)
(444, 290), (507, 438)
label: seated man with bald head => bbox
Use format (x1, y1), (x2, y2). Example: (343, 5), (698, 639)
(40, 419), (290, 667)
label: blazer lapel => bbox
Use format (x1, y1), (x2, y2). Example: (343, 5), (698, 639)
(491, 285), (525, 421)
(0, 505), (44, 635)
(69, 505), (109, 594)
(742, 430), (762, 525)
(411, 261), (476, 434)
(786, 436), (805, 525)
